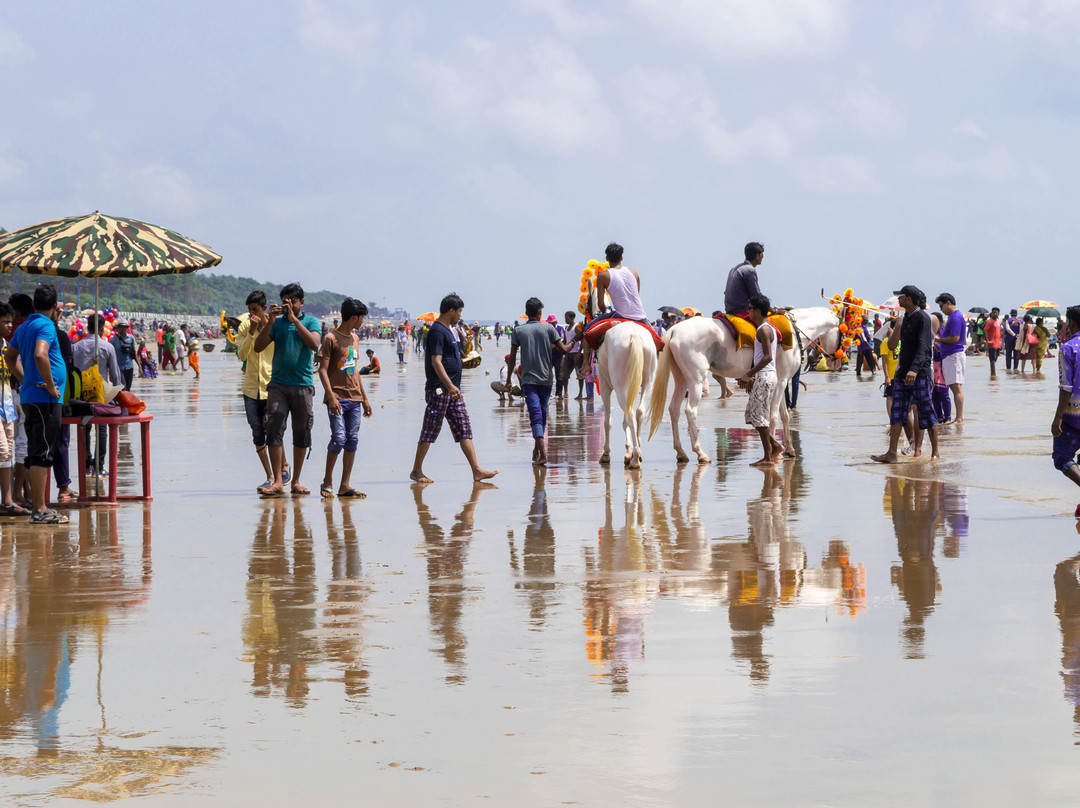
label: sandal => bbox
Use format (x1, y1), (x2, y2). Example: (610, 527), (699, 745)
(56, 490), (77, 503)
(0, 503), (31, 516)
(338, 489), (367, 499)
(320, 484), (334, 499)
(282, 467), (292, 485)
(257, 479), (274, 492)
(29, 510), (70, 525)
(258, 484), (284, 498)
(290, 485), (310, 496)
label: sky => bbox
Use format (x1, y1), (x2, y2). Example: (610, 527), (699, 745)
(1, 1), (1077, 319)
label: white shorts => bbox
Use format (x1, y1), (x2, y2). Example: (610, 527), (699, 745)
(942, 352), (965, 386)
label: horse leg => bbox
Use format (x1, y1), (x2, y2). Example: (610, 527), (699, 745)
(667, 363), (690, 463)
(599, 375), (613, 465)
(684, 376), (711, 464)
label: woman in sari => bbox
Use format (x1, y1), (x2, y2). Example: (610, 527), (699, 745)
(1017, 314), (1035, 373)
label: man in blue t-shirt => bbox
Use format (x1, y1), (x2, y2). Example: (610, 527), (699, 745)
(410, 293), (498, 485)
(3, 284), (68, 524)
(253, 282), (322, 497)
(935, 292), (966, 424)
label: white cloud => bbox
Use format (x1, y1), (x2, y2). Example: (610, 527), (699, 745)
(0, 25), (32, 65)
(952, 119), (988, 139)
(622, 67), (791, 161)
(796, 154), (879, 193)
(518, 0), (608, 36)
(630, 0), (849, 56)
(298, 0), (378, 63)
(839, 77), (906, 138)
(412, 38), (613, 154)
(979, 0), (1080, 34)
(913, 145), (1018, 183)
(127, 163), (201, 217)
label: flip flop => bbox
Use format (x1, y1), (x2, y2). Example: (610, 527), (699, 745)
(338, 489), (367, 499)
(291, 485), (310, 496)
(258, 486), (284, 498)
(320, 484), (334, 499)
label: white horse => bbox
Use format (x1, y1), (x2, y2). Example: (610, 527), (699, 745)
(596, 322), (658, 469)
(647, 307), (842, 463)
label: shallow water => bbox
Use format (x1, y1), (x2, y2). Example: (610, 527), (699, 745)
(2, 346), (1079, 805)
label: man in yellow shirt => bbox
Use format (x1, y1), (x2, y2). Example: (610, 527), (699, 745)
(236, 290), (290, 489)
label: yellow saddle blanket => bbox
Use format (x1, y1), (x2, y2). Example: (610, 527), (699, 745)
(718, 313), (794, 351)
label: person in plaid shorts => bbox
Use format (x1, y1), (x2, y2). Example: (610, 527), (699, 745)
(410, 293), (498, 485)
(873, 284), (940, 463)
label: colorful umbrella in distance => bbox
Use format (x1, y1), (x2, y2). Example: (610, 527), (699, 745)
(417, 312), (437, 322)
(681, 307), (702, 317)
(1019, 300), (1058, 310)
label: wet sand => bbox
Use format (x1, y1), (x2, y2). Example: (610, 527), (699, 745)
(2, 346), (1079, 805)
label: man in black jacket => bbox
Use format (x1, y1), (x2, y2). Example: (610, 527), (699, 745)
(872, 285), (940, 463)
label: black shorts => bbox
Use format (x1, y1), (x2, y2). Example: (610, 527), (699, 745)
(22, 402), (61, 468)
(265, 383), (314, 448)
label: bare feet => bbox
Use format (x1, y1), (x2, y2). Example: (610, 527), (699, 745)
(871, 453), (898, 464)
(533, 452), (547, 466)
(410, 470), (434, 484)
(473, 468), (499, 481)
(750, 458), (775, 467)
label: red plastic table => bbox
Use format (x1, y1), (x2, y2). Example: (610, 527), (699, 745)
(61, 413), (154, 504)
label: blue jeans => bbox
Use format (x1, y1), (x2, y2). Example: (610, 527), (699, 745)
(785, 366), (801, 409)
(1054, 422), (1080, 474)
(326, 399), (363, 455)
(523, 383), (553, 439)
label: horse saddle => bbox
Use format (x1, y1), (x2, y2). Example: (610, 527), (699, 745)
(713, 313), (794, 351)
(583, 318), (665, 352)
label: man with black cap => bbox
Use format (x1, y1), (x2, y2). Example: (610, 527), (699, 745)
(872, 284), (940, 463)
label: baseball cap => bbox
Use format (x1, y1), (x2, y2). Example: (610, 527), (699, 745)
(892, 284), (923, 299)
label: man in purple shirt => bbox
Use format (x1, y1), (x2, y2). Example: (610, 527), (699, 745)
(1052, 305), (1080, 517)
(934, 292), (966, 424)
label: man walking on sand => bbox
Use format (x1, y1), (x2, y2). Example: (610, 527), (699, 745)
(506, 297), (573, 465)
(1052, 305), (1080, 517)
(873, 285), (939, 464)
(410, 293), (498, 485)
(253, 283), (322, 497)
(935, 292), (965, 423)
(985, 307), (1003, 379)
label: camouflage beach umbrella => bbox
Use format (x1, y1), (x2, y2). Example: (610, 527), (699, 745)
(0, 211), (221, 278)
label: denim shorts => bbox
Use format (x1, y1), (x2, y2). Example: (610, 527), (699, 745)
(1053, 422), (1080, 474)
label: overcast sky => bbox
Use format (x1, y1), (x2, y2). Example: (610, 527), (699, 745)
(1, 1), (1076, 318)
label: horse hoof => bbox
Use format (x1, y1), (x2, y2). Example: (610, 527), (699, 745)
(676, 455), (690, 464)
(599, 454), (610, 465)
(697, 455), (711, 464)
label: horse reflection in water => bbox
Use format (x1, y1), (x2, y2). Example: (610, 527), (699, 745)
(582, 456), (865, 692)
(243, 499), (371, 705)
(415, 482), (496, 685)
(884, 477), (969, 659)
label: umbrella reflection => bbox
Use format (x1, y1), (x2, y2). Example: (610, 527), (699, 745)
(415, 482), (495, 685)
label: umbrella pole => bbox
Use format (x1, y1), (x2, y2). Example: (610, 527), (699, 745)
(93, 278), (100, 485)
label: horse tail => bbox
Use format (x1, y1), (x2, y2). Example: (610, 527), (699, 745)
(647, 330), (672, 440)
(626, 331), (644, 414)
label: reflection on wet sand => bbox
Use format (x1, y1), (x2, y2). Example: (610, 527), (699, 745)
(415, 482), (494, 685)
(243, 500), (318, 705)
(1054, 551), (1080, 739)
(509, 466), (557, 628)
(584, 451), (865, 691)
(884, 477), (969, 658)
(0, 509), (214, 801)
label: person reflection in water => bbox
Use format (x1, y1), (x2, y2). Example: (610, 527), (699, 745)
(323, 497), (370, 701)
(1055, 551), (1080, 737)
(887, 477), (942, 659)
(510, 466), (557, 626)
(243, 500), (317, 706)
(414, 481), (494, 685)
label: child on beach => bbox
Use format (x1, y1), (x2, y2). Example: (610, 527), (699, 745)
(137, 342), (158, 378)
(188, 332), (201, 380)
(506, 297), (573, 465)
(317, 298), (372, 498)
